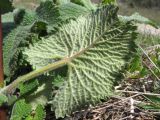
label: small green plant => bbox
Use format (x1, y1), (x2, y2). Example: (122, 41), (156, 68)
(139, 95), (160, 110)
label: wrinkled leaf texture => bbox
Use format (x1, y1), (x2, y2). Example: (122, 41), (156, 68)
(36, 0), (93, 32)
(24, 5), (137, 118)
(3, 10), (37, 78)
(3, 0), (94, 79)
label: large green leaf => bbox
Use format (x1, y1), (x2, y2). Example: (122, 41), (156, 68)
(3, 9), (37, 78)
(3, 26), (31, 77)
(24, 5), (136, 118)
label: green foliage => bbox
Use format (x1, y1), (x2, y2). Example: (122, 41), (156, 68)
(3, 26), (31, 78)
(0, 94), (8, 106)
(126, 51), (149, 79)
(52, 75), (65, 89)
(2, 9), (38, 79)
(24, 5), (136, 118)
(36, 0), (92, 32)
(71, 0), (96, 10)
(129, 54), (142, 72)
(26, 76), (54, 108)
(3, 28), (31, 80)
(18, 79), (39, 96)
(3, 0), (95, 80)
(0, 80), (39, 106)
(1, 0), (139, 119)
(2, 12), (14, 23)
(118, 12), (158, 28)
(150, 48), (160, 68)
(25, 105), (46, 120)
(136, 34), (160, 48)
(10, 99), (32, 120)
(11, 99), (46, 120)
(53, 0), (70, 5)
(13, 9), (37, 26)
(102, 0), (116, 4)
(139, 95), (160, 110)
(147, 95), (160, 104)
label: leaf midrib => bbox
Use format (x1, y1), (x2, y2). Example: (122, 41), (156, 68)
(69, 24), (122, 62)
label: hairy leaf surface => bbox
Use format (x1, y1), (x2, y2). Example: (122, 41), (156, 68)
(10, 99), (32, 120)
(3, 9), (37, 78)
(3, 26), (31, 77)
(36, 0), (92, 32)
(13, 9), (37, 26)
(24, 5), (136, 118)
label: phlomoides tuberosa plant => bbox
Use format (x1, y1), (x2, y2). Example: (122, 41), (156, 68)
(0, 0), (137, 119)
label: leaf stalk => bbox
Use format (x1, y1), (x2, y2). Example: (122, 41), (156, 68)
(0, 57), (70, 94)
